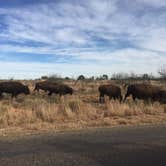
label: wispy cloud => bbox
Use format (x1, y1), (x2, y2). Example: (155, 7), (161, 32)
(0, 0), (165, 78)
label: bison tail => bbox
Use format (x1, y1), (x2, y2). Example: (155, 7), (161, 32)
(33, 85), (38, 92)
(123, 92), (128, 102)
(119, 95), (123, 103)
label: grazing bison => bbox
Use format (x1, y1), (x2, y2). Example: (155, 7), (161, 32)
(98, 84), (122, 103)
(47, 84), (73, 96)
(0, 81), (30, 98)
(158, 90), (166, 104)
(34, 81), (59, 92)
(123, 83), (165, 103)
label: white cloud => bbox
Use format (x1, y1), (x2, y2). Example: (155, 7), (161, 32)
(135, 28), (166, 52)
(0, 0), (165, 78)
(138, 0), (166, 8)
(0, 47), (164, 79)
(0, 0), (165, 49)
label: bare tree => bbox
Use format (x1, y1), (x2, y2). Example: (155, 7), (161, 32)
(102, 74), (109, 80)
(77, 75), (85, 80)
(158, 65), (166, 80)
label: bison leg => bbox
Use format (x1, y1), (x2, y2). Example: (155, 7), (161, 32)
(99, 97), (102, 103)
(33, 86), (39, 92)
(11, 93), (18, 98)
(123, 93), (129, 102)
(102, 97), (105, 103)
(48, 91), (52, 96)
(11, 93), (15, 98)
(132, 95), (136, 101)
(132, 95), (135, 101)
(99, 93), (102, 103)
(119, 95), (122, 103)
(109, 96), (112, 101)
(144, 98), (152, 105)
(99, 94), (104, 103)
(0, 93), (3, 99)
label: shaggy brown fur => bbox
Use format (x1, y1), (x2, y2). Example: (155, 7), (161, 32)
(47, 84), (73, 96)
(34, 81), (59, 92)
(98, 84), (122, 103)
(124, 83), (165, 103)
(0, 81), (30, 98)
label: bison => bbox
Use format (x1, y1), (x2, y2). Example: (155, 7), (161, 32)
(98, 84), (122, 103)
(47, 84), (73, 96)
(157, 90), (166, 104)
(123, 83), (165, 104)
(34, 81), (73, 96)
(0, 81), (30, 98)
(34, 81), (59, 92)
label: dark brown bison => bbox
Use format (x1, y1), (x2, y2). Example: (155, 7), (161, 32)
(158, 90), (166, 104)
(0, 81), (30, 98)
(34, 81), (59, 92)
(123, 83), (165, 103)
(34, 81), (73, 96)
(47, 84), (73, 96)
(98, 84), (122, 103)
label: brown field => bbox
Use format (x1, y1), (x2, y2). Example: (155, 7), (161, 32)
(0, 80), (166, 133)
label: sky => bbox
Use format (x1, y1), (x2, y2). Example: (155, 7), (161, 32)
(0, 0), (165, 79)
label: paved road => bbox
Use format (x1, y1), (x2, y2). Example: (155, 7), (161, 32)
(0, 125), (166, 166)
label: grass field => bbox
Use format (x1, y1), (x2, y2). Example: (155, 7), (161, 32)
(0, 80), (166, 132)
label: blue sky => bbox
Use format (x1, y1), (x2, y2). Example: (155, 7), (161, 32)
(0, 0), (166, 79)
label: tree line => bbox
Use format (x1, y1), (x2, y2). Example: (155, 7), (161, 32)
(40, 65), (166, 82)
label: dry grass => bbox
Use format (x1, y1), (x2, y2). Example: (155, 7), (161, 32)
(0, 80), (166, 132)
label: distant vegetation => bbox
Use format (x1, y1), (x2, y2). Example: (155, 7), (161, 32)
(38, 65), (166, 83)
(40, 71), (166, 83)
(158, 65), (166, 81)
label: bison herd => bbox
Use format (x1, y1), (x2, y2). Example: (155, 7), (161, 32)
(0, 81), (165, 104)
(0, 81), (73, 98)
(99, 84), (166, 104)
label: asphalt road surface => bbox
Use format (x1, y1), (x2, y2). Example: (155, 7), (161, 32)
(0, 125), (166, 166)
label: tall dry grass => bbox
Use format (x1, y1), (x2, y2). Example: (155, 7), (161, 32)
(0, 80), (165, 130)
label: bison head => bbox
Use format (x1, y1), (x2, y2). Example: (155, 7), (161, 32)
(24, 85), (30, 95)
(159, 90), (166, 104)
(68, 87), (73, 95)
